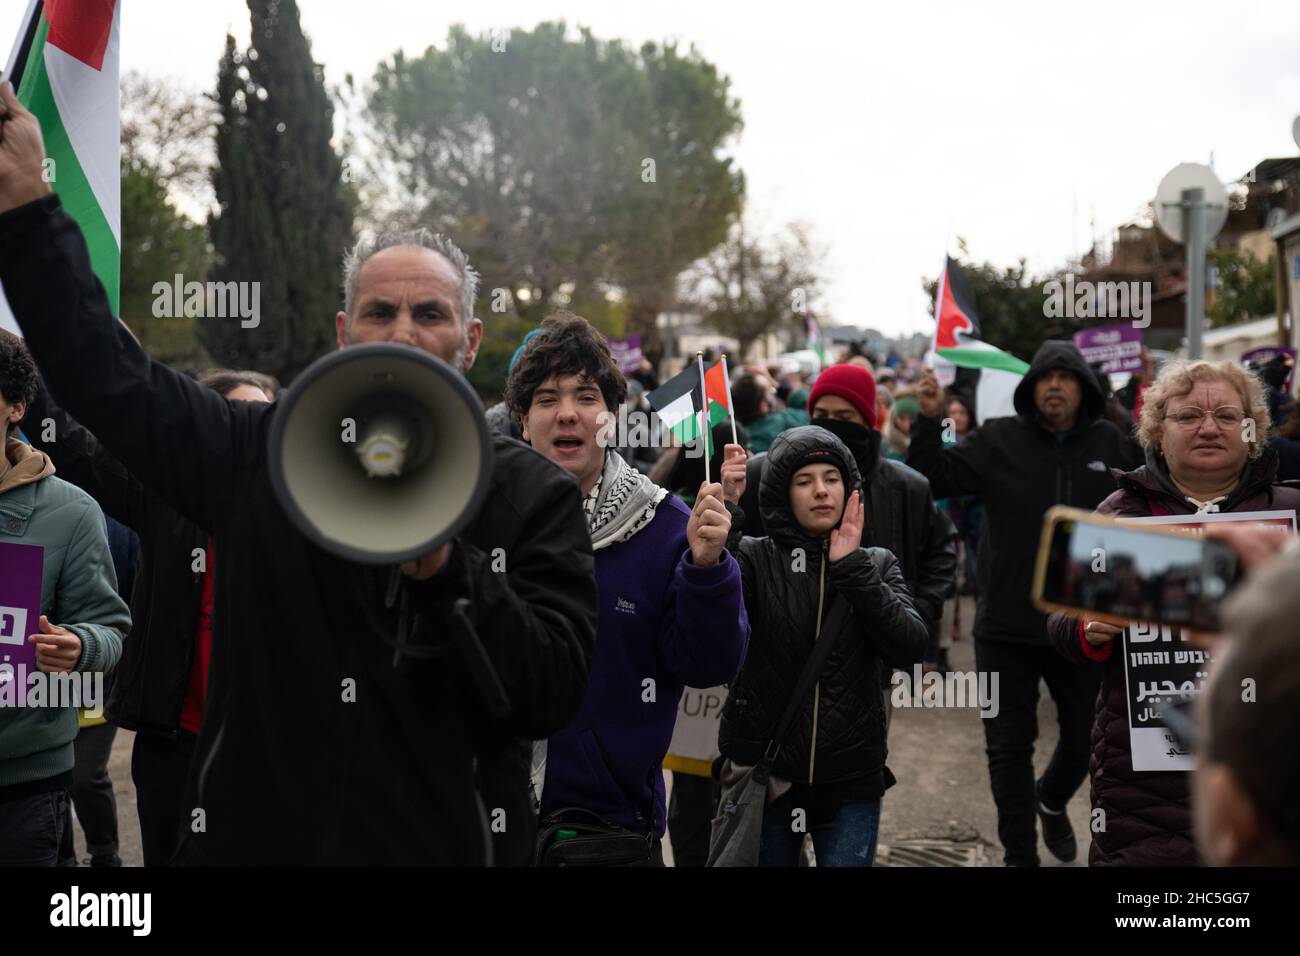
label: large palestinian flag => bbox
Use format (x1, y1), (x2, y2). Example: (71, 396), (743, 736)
(930, 256), (1027, 424)
(0, 0), (121, 335)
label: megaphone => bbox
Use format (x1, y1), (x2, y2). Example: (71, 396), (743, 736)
(269, 343), (494, 564)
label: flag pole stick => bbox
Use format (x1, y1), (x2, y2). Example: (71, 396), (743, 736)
(720, 352), (739, 447)
(696, 351), (710, 486)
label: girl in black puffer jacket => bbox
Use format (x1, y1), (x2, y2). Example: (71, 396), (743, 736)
(718, 426), (927, 866)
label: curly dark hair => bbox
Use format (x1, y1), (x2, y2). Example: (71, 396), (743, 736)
(504, 311), (627, 422)
(0, 330), (38, 437)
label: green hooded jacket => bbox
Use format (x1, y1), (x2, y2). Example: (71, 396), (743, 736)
(0, 437), (129, 789)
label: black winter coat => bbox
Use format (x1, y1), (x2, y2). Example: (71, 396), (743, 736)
(739, 425), (956, 633)
(719, 427), (928, 786)
(1048, 449), (1300, 866)
(25, 384), (207, 742)
(0, 195), (597, 866)
(907, 340), (1143, 645)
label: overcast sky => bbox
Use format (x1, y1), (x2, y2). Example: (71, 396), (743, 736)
(5, 0), (1299, 338)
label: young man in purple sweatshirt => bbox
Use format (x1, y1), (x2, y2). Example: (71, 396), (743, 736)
(505, 313), (749, 864)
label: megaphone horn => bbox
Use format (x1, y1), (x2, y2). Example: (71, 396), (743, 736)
(269, 343), (494, 564)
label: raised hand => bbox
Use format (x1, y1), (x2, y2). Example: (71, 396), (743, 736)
(720, 443), (748, 505)
(0, 80), (51, 214)
(829, 489), (864, 562)
(917, 369), (944, 419)
(400, 543), (453, 580)
(687, 480), (731, 566)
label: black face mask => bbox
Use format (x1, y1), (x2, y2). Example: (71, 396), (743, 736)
(813, 417), (874, 465)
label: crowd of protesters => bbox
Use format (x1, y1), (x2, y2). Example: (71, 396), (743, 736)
(1, 80), (1298, 869)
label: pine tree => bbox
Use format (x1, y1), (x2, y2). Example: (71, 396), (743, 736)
(208, 0), (353, 383)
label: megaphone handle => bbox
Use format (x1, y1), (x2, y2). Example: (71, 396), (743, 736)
(451, 598), (512, 721)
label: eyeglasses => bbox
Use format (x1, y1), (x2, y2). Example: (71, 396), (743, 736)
(1164, 405), (1246, 429)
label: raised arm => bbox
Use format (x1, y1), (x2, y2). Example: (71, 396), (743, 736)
(0, 195), (257, 529)
(23, 376), (155, 532)
(906, 413), (988, 500)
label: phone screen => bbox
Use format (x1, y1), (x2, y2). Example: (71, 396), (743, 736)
(1038, 515), (1238, 630)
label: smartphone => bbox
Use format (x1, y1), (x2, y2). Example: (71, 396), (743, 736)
(1032, 506), (1241, 632)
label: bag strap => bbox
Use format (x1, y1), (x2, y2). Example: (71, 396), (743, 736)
(761, 591), (853, 766)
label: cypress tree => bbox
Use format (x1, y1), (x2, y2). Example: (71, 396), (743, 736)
(208, 0), (353, 383)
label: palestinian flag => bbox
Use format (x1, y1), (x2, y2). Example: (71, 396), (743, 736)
(0, 0), (121, 335)
(930, 256), (1028, 424)
(647, 359), (730, 448)
(806, 312), (825, 367)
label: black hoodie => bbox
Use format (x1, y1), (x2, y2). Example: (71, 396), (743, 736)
(907, 341), (1143, 644)
(720, 426), (927, 787)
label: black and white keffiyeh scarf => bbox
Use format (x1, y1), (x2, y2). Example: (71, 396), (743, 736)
(582, 450), (667, 550)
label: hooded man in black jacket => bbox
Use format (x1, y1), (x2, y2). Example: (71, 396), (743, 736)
(909, 340), (1142, 867)
(0, 85), (596, 865)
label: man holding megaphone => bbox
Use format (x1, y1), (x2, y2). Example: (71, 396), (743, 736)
(0, 79), (597, 866)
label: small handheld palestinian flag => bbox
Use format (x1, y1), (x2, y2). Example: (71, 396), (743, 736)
(647, 356), (731, 470)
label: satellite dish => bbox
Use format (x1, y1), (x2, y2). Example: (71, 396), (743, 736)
(1293, 115), (1300, 151)
(1154, 163), (1228, 244)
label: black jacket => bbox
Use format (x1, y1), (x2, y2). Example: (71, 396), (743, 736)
(719, 426), (928, 785)
(906, 340), (1143, 645)
(25, 384), (207, 742)
(738, 425), (956, 633)
(0, 195), (597, 866)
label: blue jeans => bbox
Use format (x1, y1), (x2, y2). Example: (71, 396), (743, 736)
(758, 790), (881, 867)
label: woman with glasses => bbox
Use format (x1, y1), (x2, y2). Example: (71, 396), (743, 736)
(1046, 359), (1300, 866)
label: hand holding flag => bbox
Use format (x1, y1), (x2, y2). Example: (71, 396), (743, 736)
(0, 79), (50, 214)
(686, 481), (730, 567)
(917, 368), (944, 419)
(720, 443), (747, 505)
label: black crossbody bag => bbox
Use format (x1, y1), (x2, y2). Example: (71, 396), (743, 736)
(707, 595), (850, 866)
(534, 806), (656, 867)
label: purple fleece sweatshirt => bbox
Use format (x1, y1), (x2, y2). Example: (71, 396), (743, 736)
(540, 495), (749, 836)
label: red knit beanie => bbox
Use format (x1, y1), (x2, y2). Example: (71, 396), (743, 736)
(808, 364), (878, 429)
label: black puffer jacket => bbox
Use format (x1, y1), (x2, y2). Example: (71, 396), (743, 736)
(738, 425), (956, 633)
(1048, 448), (1300, 866)
(907, 340), (1143, 644)
(719, 426), (928, 785)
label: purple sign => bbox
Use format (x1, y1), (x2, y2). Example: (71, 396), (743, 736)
(1242, 346), (1297, 393)
(608, 335), (643, 376)
(1074, 323), (1144, 374)
(0, 542), (43, 680)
